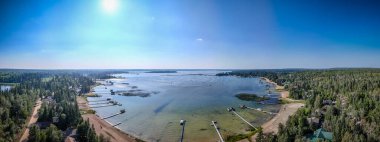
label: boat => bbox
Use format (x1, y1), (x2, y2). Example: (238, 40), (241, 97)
(227, 107), (235, 112)
(180, 120), (186, 125)
(239, 104), (247, 109)
(112, 101), (118, 105)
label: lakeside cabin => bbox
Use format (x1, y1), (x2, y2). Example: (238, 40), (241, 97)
(309, 128), (333, 142)
(307, 117), (321, 126)
(323, 100), (336, 105)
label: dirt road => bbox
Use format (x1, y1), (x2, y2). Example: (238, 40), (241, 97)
(19, 99), (42, 142)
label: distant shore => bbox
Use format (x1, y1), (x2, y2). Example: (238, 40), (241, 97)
(77, 96), (142, 142)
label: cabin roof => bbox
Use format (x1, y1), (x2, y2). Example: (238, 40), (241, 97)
(310, 128), (333, 142)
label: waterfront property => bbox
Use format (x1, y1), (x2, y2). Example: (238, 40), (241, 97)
(309, 128), (333, 142)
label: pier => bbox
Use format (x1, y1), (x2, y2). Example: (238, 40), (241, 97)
(112, 117), (130, 128)
(90, 104), (117, 108)
(179, 120), (186, 142)
(102, 109), (126, 120)
(88, 102), (109, 105)
(112, 122), (122, 127)
(211, 121), (224, 142)
(88, 99), (108, 102)
(227, 107), (257, 130)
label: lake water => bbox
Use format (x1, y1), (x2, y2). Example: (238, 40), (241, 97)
(88, 71), (281, 142)
(0, 85), (12, 91)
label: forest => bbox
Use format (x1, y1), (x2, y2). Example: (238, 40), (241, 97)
(0, 70), (112, 142)
(1, 69), (379, 142)
(218, 69), (380, 142)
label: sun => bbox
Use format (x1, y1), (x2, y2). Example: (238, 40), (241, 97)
(101, 0), (119, 14)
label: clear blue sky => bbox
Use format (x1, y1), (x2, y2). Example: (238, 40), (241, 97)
(0, 0), (379, 69)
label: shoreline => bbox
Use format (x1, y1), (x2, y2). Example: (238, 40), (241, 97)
(260, 77), (289, 98)
(77, 96), (142, 142)
(81, 77), (302, 142)
(246, 77), (304, 141)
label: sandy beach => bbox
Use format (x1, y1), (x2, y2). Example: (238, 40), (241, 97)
(258, 103), (304, 134)
(261, 77), (289, 98)
(246, 78), (304, 141)
(77, 96), (139, 142)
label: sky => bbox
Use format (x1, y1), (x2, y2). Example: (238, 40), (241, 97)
(0, 0), (379, 69)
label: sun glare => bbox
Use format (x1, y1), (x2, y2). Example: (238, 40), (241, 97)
(101, 0), (118, 14)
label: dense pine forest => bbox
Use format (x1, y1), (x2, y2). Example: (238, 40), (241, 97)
(1, 69), (379, 142)
(0, 70), (117, 142)
(218, 69), (380, 142)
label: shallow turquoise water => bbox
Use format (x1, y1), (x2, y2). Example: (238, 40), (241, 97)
(88, 71), (280, 142)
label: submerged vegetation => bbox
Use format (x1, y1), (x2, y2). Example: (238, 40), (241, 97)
(222, 69), (380, 142)
(121, 92), (150, 97)
(235, 93), (270, 102)
(226, 127), (259, 142)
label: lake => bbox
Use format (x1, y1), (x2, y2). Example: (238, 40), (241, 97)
(0, 85), (12, 91)
(88, 71), (281, 142)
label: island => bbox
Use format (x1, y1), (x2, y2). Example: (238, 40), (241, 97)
(235, 93), (270, 102)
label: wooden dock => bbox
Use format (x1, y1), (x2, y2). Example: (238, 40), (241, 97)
(102, 110), (125, 120)
(90, 104), (116, 108)
(88, 99), (108, 102)
(112, 122), (122, 127)
(88, 102), (109, 105)
(179, 120), (186, 142)
(211, 121), (224, 142)
(228, 107), (257, 130)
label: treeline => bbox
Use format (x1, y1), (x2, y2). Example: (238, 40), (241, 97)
(220, 69), (380, 142)
(28, 125), (63, 142)
(216, 69), (302, 86)
(0, 73), (43, 141)
(37, 75), (92, 130)
(0, 71), (113, 142)
(77, 119), (109, 142)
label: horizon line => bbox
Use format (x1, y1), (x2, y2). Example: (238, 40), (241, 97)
(0, 67), (379, 70)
